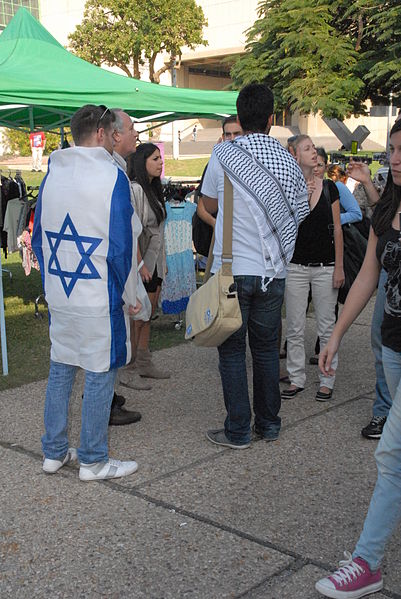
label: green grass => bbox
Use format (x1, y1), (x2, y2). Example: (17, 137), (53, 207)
(0, 253), (50, 390)
(0, 169), (46, 188)
(0, 155), (384, 180)
(164, 157), (208, 178)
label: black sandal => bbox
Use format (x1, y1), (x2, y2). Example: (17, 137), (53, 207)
(315, 389), (333, 401)
(281, 387), (304, 399)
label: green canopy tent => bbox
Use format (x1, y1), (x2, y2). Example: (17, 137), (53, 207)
(0, 8), (238, 132)
(0, 8), (238, 376)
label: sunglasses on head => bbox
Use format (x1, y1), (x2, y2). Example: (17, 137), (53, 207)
(96, 105), (111, 131)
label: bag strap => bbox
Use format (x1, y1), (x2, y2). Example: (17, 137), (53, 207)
(322, 179), (331, 207)
(204, 172), (234, 281)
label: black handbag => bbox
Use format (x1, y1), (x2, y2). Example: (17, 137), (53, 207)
(337, 223), (368, 304)
(192, 210), (216, 256)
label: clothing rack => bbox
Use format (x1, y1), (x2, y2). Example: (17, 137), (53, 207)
(0, 169), (25, 376)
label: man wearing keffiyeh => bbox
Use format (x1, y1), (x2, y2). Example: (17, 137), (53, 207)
(201, 83), (309, 449)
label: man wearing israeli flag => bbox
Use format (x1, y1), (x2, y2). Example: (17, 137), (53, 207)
(32, 105), (141, 481)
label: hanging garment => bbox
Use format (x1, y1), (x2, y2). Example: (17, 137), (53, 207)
(17, 229), (39, 276)
(161, 200), (197, 314)
(3, 197), (22, 253)
(1, 175), (20, 256)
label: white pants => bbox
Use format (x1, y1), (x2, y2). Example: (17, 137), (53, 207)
(285, 263), (338, 389)
(31, 146), (43, 171)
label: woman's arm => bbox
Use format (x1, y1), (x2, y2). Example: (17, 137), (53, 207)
(320, 227), (381, 374)
(335, 182), (362, 225)
(137, 243), (151, 283)
(331, 199), (345, 288)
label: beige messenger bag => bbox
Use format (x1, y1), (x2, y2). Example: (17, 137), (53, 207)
(185, 173), (242, 347)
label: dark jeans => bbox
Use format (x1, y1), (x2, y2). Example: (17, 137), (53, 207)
(217, 276), (285, 444)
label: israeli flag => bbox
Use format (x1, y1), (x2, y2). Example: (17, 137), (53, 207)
(32, 146), (137, 372)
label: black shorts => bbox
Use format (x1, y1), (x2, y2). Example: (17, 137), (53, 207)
(144, 267), (162, 293)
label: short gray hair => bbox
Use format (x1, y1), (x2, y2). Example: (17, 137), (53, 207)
(111, 108), (124, 133)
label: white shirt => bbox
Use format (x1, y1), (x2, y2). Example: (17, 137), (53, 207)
(202, 151), (285, 278)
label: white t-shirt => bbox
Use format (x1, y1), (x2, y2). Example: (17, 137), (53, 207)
(201, 151), (285, 278)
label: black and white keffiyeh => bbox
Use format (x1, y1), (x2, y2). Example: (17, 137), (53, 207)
(214, 134), (309, 276)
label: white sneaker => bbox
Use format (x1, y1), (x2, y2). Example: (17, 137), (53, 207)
(43, 447), (78, 474)
(79, 458), (138, 481)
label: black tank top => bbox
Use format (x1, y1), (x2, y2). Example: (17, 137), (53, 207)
(376, 226), (401, 352)
(291, 179), (339, 265)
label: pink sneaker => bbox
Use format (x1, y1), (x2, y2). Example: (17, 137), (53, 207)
(315, 551), (383, 598)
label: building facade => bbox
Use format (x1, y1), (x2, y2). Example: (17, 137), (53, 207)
(0, 0), (394, 149)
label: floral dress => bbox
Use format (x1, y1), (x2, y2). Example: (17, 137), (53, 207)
(161, 201), (196, 314)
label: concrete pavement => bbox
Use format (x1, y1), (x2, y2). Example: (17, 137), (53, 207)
(1, 301), (400, 599)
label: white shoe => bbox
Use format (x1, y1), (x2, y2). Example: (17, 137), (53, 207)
(43, 447), (77, 474)
(79, 458), (138, 481)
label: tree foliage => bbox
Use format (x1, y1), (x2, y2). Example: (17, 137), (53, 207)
(231, 0), (401, 119)
(2, 129), (61, 157)
(68, 0), (207, 83)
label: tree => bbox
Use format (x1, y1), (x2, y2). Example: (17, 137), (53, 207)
(231, 0), (401, 119)
(2, 129), (61, 156)
(358, 1), (401, 101)
(68, 0), (207, 83)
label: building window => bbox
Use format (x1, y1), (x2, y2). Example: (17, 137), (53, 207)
(273, 109), (292, 127)
(0, 0), (40, 31)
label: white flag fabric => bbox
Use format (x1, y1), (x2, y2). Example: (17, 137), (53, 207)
(32, 146), (137, 372)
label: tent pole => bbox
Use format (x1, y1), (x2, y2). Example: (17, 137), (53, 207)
(60, 126), (65, 146)
(0, 249), (9, 376)
(171, 59), (180, 160)
(28, 105), (34, 131)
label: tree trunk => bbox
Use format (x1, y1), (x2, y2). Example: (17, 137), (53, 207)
(149, 54), (157, 83)
(355, 13), (364, 52)
(118, 62), (134, 78)
(153, 55), (176, 85)
(133, 55), (140, 79)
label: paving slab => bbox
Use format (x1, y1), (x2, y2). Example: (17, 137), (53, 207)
(1, 295), (400, 598)
(0, 450), (293, 599)
(137, 397), (401, 595)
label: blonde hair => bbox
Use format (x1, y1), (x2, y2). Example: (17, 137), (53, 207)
(287, 134), (311, 156)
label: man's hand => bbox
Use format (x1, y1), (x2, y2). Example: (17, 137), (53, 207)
(128, 302), (142, 316)
(140, 264), (152, 283)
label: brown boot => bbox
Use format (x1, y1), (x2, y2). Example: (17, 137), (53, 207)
(136, 349), (170, 379)
(119, 369), (152, 390)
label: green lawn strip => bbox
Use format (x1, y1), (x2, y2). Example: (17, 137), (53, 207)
(0, 253), (50, 390)
(164, 157), (208, 178)
(0, 156), (384, 180)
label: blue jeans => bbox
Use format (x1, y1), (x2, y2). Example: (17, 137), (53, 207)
(353, 345), (401, 570)
(217, 276), (285, 445)
(42, 360), (117, 464)
(371, 269), (392, 417)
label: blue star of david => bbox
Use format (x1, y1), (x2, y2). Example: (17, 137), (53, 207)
(45, 213), (102, 297)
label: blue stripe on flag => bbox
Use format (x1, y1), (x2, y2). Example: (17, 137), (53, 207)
(107, 169), (133, 369)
